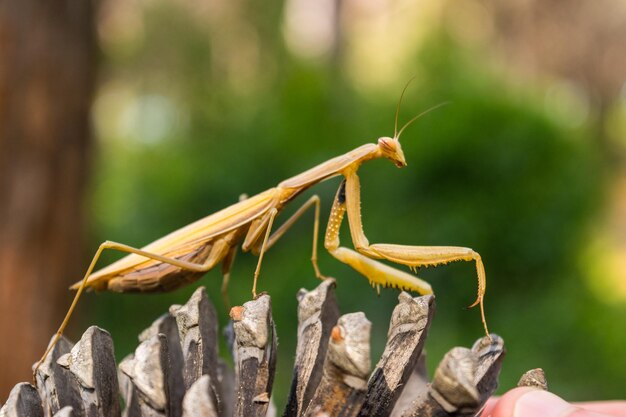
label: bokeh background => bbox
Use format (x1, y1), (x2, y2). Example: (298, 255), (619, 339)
(1, 0), (626, 406)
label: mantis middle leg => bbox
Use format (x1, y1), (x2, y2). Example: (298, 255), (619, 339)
(262, 195), (325, 279)
(243, 193), (325, 297)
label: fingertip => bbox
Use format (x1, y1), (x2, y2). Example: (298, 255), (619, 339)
(575, 401), (626, 417)
(514, 389), (578, 417)
(488, 387), (537, 417)
(489, 388), (614, 417)
(480, 397), (499, 416)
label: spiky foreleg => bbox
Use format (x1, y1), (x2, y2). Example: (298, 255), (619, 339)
(341, 168), (490, 337)
(323, 180), (432, 295)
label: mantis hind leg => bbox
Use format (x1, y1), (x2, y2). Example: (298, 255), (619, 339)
(35, 242), (108, 380)
(34, 239), (230, 379)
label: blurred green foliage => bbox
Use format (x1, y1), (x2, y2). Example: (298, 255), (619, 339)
(79, 0), (626, 407)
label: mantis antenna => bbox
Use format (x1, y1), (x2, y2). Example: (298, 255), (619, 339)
(396, 101), (450, 140)
(394, 77), (417, 138)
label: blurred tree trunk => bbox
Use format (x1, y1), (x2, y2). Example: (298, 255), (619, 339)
(0, 0), (96, 400)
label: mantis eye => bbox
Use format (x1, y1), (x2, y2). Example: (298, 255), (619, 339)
(378, 136), (406, 167)
(378, 137), (396, 153)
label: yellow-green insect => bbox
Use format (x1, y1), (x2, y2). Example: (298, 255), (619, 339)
(35, 87), (489, 376)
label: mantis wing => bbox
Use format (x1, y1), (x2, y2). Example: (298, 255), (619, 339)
(80, 188), (279, 285)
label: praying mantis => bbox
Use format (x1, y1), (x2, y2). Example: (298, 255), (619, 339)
(34, 88), (490, 376)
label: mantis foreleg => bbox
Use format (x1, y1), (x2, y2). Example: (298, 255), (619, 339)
(324, 181), (433, 294)
(341, 168), (490, 336)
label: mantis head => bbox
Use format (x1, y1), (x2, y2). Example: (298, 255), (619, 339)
(382, 78), (449, 169)
(378, 137), (407, 168)
(379, 98), (447, 169)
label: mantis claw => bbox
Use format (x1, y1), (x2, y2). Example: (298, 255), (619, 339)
(253, 290), (268, 300)
(467, 297), (481, 309)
